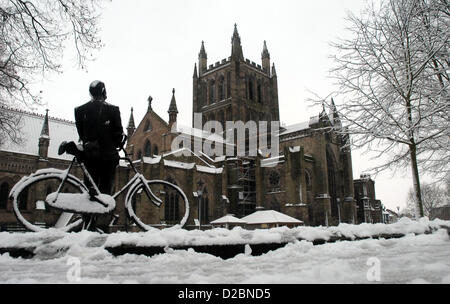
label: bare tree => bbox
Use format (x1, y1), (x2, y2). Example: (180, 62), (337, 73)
(0, 0), (107, 144)
(406, 182), (447, 217)
(316, 0), (449, 217)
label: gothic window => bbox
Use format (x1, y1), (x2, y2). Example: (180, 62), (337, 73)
(269, 170), (280, 192)
(248, 77), (254, 101)
(0, 182), (9, 209)
(209, 79), (216, 103)
(218, 76), (225, 101)
(219, 110), (225, 127)
(202, 82), (208, 106)
(264, 82), (269, 104)
(144, 140), (151, 157)
(165, 178), (180, 223)
(18, 187), (28, 210)
(226, 107), (232, 121)
(196, 180), (209, 225)
(340, 170), (345, 196)
(259, 113), (265, 123)
(153, 145), (159, 156)
(305, 170), (312, 191)
(200, 188), (209, 224)
(269, 171), (280, 186)
(144, 120), (152, 132)
(245, 74), (248, 99)
(257, 80), (262, 103)
(226, 72), (231, 98)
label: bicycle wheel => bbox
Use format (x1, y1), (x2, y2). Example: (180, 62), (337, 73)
(125, 180), (189, 231)
(10, 171), (87, 232)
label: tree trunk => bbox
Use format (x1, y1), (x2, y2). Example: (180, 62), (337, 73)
(409, 144), (424, 217)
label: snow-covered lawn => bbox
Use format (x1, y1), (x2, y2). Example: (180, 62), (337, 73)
(0, 218), (449, 284)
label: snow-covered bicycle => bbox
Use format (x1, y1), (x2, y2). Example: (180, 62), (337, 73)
(9, 137), (189, 232)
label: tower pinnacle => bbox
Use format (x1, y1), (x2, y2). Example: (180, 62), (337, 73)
(127, 107), (135, 130)
(231, 24), (243, 61)
(168, 88), (178, 128)
(199, 41), (207, 59)
(127, 107), (136, 139)
(40, 109), (49, 137)
(38, 109), (50, 159)
(262, 40), (270, 59)
(262, 40), (271, 75)
(198, 41), (208, 75)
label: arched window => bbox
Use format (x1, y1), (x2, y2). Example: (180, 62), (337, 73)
(144, 120), (152, 132)
(226, 107), (232, 121)
(165, 178), (179, 223)
(226, 72), (231, 98)
(257, 80), (262, 103)
(209, 79), (216, 104)
(264, 82), (269, 104)
(201, 81), (208, 106)
(219, 110), (225, 127)
(248, 77), (254, 101)
(305, 170), (312, 191)
(218, 76), (225, 101)
(18, 187), (28, 210)
(196, 180), (209, 225)
(153, 145), (159, 156)
(200, 188), (209, 224)
(0, 182), (9, 209)
(244, 74), (248, 99)
(144, 140), (151, 157)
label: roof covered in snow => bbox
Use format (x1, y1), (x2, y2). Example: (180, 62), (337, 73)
(241, 210), (303, 224)
(280, 121), (310, 136)
(0, 108), (78, 160)
(210, 215), (247, 225)
(175, 124), (233, 145)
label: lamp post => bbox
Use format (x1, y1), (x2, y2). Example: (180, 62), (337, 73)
(198, 189), (203, 230)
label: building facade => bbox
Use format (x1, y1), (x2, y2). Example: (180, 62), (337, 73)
(353, 174), (384, 223)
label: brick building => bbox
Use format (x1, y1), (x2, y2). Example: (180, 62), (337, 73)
(353, 174), (383, 223)
(0, 25), (358, 231)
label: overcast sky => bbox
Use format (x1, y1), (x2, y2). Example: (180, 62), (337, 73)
(32, 0), (420, 212)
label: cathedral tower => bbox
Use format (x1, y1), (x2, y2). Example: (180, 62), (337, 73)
(192, 24), (280, 131)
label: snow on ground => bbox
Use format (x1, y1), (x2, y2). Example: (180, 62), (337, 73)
(0, 218), (449, 284)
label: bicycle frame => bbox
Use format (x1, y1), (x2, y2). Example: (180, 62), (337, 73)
(54, 149), (162, 210)
(111, 155), (162, 207)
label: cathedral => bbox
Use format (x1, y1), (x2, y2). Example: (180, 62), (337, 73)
(125, 25), (357, 227)
(0, 25), (358, 231)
